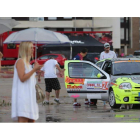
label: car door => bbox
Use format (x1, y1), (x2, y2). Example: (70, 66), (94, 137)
(96, 60), (105, 68)
(64, 60), (110, 101)
(102, 61), (112, 75)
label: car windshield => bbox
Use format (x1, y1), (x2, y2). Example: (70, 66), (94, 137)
(113, 61), (140, 75)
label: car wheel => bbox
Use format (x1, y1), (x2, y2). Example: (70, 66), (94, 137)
(109, 90), (121, 108)
(132, 104), (140, 109)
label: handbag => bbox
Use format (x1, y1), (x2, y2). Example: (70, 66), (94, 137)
(35, 84), (45, 103)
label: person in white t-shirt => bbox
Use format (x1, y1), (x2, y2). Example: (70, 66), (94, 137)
(100, 43), (117, 106)
(38, 57), (64, 105)
(100, 43), (117, 60)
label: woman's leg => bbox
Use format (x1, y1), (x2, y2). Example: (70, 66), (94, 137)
(18, 117), (28, 123)
(18, 117), (35, 123)
(28, 119), (35, 123)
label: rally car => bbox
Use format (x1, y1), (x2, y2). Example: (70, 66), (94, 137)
(64, 60), (110, 105)
(96, 58), (140, 108)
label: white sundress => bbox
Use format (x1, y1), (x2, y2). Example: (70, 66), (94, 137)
(11, 58), (39, 121)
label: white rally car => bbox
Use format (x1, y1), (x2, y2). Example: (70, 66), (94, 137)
(64, 60), (110, 103)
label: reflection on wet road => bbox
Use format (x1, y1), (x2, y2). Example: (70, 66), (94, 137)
(37, 101), (140, 123)
(0, 100), (140, 122)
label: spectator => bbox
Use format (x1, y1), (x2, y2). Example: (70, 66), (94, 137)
(100, 43), (117, 60)
(38, 57), (64, 105)
(121, 53), (124, 57)
(12, 42), (42, 122)
(73, 48), (95, 106)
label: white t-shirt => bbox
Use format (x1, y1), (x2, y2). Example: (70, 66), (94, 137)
(100, 51), (117, 60)
(41, 59), (58, 78)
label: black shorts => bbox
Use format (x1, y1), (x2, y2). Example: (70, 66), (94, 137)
(44, 78), (61, 92)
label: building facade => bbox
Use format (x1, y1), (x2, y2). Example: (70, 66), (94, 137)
(0, 17), (139, 56)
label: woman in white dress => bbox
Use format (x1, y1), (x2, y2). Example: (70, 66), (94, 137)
(12, 42), (42, 122)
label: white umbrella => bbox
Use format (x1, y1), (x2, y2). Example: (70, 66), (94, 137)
(3, 28), (72, 58)
(0, 19), (19, 34)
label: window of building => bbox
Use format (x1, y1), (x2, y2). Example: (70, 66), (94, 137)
(48, 28), (57, 31)
(12, 17), (29, 21)
(120, 18), (124, 23)
(38, 17), (44, 21)
(63, 17), (72, 19)
(126, 28), (128, 41)
(76, 28), (83, 31)
(64, 28), (72, 31)
(83, 28), (92, 31)
(12, 28), (29, 31)
(75, 17), (92, 20)
(48, 17), (57, 20)
(29, 17), (38, 21)
(121, 28), (124, 39)
(57, 28), (64, 31)
(29, 17), (44, 21)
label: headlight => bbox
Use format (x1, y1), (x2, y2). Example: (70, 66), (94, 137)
(119, 83), (132, 89)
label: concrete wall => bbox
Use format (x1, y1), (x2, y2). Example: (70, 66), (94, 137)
(93, 17), (120, 49)
(14, 21), (74, 28)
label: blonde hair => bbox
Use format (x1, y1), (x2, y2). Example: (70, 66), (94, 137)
(18, 41), (33, 68)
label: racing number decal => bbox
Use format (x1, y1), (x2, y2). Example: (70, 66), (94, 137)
(102, 81), (109, 90)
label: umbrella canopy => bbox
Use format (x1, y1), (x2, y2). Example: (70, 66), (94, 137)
(3, 28), (70, 44)
(0, 19), (19, 34)
(3, 28), (71, 59)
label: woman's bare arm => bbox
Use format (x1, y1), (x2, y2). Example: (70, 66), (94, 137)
(16, 59), (42, 82)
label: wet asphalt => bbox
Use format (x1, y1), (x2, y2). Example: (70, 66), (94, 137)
(0, 67), (140, 123)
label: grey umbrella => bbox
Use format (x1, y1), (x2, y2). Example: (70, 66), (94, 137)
(0, 19), (19, 34)
(3, 28), (72, 59)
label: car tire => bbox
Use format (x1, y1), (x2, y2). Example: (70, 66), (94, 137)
(132, 104), (140, 109)
(109, 90), (121, 108)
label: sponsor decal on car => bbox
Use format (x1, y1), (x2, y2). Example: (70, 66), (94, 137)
(110, 82), (118, 86)
(102, 81), (109, 90)
(87, 81), (102, 89)
(65, 76), (85, 85)
(67, 85), (83, 90)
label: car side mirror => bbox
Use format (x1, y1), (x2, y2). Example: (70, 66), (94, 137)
(97, 73), (104, 78)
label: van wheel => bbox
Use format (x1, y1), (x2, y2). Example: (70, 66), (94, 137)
(109, 90), (121, 108)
